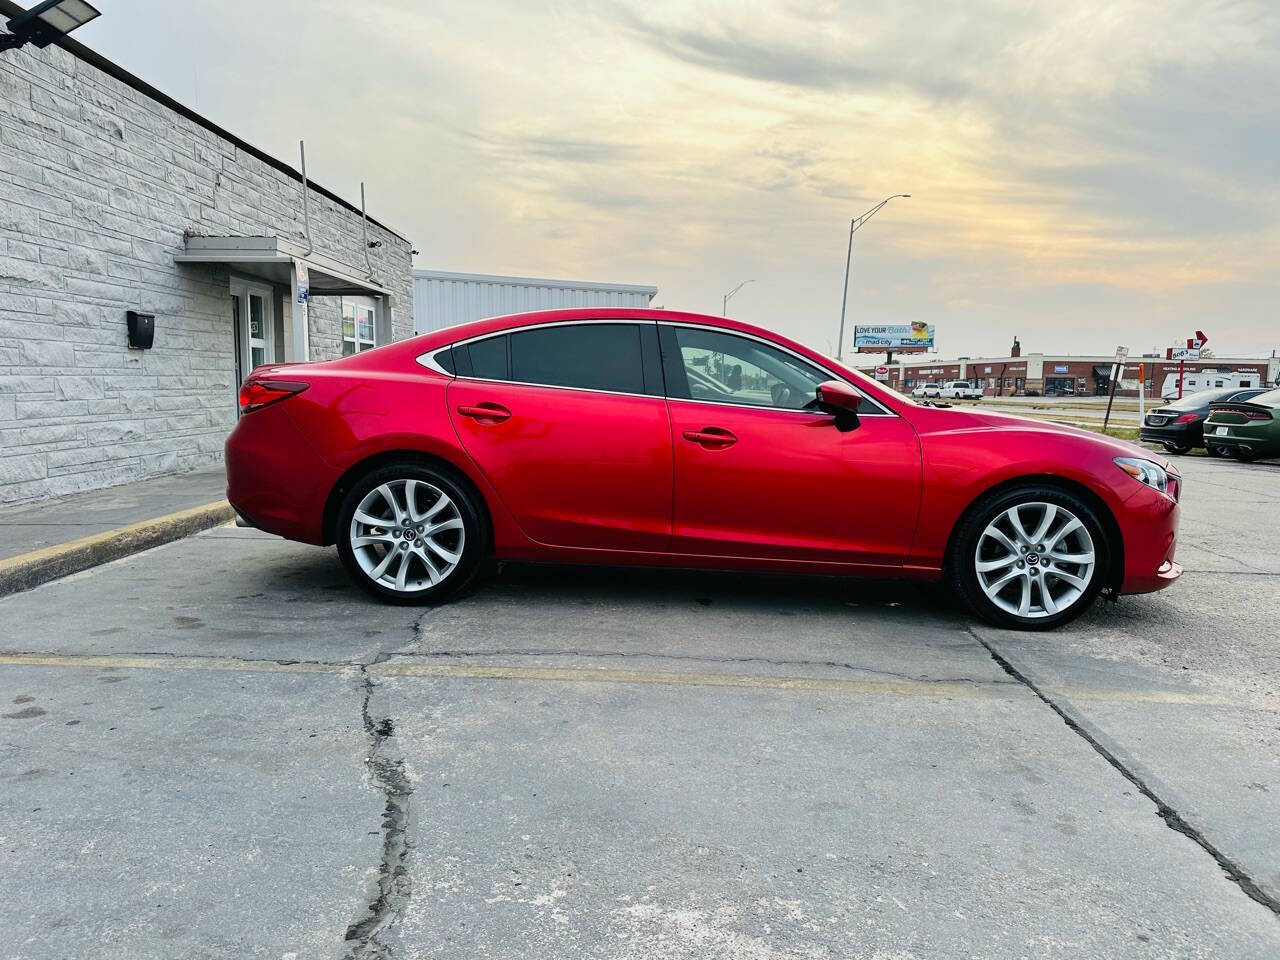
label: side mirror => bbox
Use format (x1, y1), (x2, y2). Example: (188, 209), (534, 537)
(815, 380), (862, 432)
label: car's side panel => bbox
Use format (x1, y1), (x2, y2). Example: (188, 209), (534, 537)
(900, 408), (1180, 592)
(447, 379), (674, 551)
(666, 400), (923, 564)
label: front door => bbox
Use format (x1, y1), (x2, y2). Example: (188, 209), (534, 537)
(447, 322), (672, 551)
(231, 280), (274, 382)
(660, 324), (922, 566)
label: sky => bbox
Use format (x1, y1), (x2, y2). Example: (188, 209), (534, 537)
(73, 0), (1278, 360)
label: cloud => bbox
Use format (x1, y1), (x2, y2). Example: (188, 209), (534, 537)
(78, 0), (1280, 357)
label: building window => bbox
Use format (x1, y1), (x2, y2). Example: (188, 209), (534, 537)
(342, 299), (376, 356)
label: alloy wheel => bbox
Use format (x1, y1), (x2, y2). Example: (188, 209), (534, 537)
(349, 480), (465, 593)
(974, 502), (1096, 619)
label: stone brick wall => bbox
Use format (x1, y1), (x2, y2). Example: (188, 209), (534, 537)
(0, 40), (413, 503)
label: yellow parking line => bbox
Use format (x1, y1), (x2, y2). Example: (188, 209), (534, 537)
(0, 653), (343, 674)
(0, 654), (1260, 708)
(1049, 687), (1247, 707)
(370, 662), (1009, 698)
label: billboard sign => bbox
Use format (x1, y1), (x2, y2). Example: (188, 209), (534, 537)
(853, 322), (935, 353)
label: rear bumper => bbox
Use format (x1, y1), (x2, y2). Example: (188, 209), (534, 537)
(225, 405), (336, 545)
(1206, 433), (1279, 457)
(1139, 424), (1200, 446)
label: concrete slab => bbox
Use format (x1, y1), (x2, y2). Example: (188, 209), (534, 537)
(376, 673), (1280, 958)
(0, 663), (383, 960)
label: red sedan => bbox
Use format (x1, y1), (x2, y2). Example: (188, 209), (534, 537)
(226, 309), (1181, 629)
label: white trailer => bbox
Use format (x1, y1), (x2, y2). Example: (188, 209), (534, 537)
(1159, 369), (1261, 399)
(412, 270), (657, 334)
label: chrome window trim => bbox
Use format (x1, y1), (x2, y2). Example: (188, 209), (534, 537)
(413, 317), (897, 417)
(416, 348), (454, 376)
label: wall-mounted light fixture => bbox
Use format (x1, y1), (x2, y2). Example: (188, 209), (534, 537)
(126, 311), (155, 350)
(0, 0), (101, 53)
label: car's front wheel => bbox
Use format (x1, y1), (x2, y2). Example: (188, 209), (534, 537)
(336, 462), (487, 604)
(951, 485), (1109, 630)
(1162, 442), (1192, 455)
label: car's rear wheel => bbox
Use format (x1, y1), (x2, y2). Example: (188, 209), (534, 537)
(1162, 442), (1192, 455)
(951, 485), (1109, 630)
(336, 462), (487, 604)
(1233, 448), (1257, 463)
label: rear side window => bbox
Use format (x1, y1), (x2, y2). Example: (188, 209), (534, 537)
(509, 323), (654, 395)
(453, 334), (509, 379)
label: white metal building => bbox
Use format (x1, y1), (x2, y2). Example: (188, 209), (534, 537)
(413, 270), (657, 334)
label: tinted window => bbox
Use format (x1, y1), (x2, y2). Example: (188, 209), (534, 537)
(432, 348), (455, 374)
(509, 324), (648, 394)
(661, 326), (828, 410)
(457, 334), (508, 379)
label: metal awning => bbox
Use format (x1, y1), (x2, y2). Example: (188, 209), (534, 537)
(1092, 364), (1114, 378)
(174, 236), (391, 298)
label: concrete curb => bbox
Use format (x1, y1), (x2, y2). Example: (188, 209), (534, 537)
(0, 500), (235, 598)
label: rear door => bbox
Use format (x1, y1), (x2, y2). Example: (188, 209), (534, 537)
(447, 321), (672, 551)
(660, 323), (922, 566)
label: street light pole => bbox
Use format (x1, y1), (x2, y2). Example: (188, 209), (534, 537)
(722, 279), (755, 316)
(835, 194), (909, 360)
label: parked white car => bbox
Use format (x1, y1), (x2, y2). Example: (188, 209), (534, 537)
(941, 380), (983, 400)
(911, 382), (943, 397)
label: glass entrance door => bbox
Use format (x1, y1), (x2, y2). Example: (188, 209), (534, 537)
(231, 280), (274, 383)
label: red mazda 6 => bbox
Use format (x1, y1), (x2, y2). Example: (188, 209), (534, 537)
(226, 308), (1181, 629)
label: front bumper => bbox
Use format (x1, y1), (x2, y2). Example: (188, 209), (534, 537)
(1116, 476), (1182, 595)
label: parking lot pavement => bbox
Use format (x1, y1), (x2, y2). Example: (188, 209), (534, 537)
(1, 455), (1278, 957)
(0, 663), (381, 960)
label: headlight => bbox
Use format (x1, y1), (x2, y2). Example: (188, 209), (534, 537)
(1115, 457), (1169, 495)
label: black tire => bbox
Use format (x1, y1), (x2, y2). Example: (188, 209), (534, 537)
(1233, 448), (1258, 463)
(949, 484), (1110, 631)
(1162, 442), (1192, 455)
(335, 461), (489, 605)
(1206, 445), (1226, 458)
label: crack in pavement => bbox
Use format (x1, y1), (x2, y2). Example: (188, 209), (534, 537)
(343, 664), (413, 959)
(970, 627), (1280, 917)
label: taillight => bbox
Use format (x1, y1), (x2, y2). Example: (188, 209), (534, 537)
(1173, 413), (1199, 424)
(238, 379), (308, 413)
(1243, 410), (1273, 421)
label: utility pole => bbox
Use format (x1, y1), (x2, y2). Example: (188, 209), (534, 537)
(836, 194), (910, 360)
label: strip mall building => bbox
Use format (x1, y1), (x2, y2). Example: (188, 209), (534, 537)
(857, 339), (1279, 398)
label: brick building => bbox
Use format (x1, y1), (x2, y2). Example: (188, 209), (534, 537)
(0, 2), (413, 503)
(859, 338), (1278, 399)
